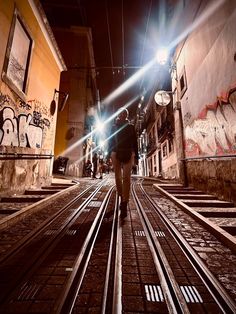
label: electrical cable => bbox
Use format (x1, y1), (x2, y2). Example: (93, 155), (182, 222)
(139, 0), (153, 89)
(139, 0), (153, 68)
(121, 0), (125, 74)
(106, 0), (114, 74)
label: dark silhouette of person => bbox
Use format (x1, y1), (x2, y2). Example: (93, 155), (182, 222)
(108, 107), (138, 218)
(92, 152), (98, 178)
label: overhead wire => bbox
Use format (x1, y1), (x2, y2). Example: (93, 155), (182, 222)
(139, 0), (153, 89)
(106, 0), (114, 74)
(121, 0), (125, 74)
(139, 0), (153, 68)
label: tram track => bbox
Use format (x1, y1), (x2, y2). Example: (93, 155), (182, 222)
(0, 181), (102, 264)
(59, 187), (119, 314)
(131, 179), (236, 313)
(0, 175), (235, 313)
(0, 179), (115, 312)
(132, 181), (189, 314)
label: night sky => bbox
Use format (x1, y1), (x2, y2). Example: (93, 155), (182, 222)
(41, 0), (175, 117)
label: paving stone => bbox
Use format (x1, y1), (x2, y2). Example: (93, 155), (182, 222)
(146, 184), (236, 301)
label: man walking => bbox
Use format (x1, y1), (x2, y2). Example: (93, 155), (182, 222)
(108, 107), (138, 218)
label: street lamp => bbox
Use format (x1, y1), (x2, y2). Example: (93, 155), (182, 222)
(99, 140), (105, 148)
(154, 90), (171, 107)
(156, 47), (169, 65)
(95, 119), (104, 132)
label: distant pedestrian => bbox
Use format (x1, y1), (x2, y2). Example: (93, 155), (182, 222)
(84, 159), (93, 177)
(98, 155), (104, 179)
(108, 107), (138, 218)
(92, 152), (98, 178)
(106, 157), (112, 174)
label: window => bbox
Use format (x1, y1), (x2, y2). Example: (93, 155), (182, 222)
(179, 66), (187, 98)
(169, 138), (173, 153)
(162, 141), (168, 158)
(154, 154), (156, 165)
(3, 11), (33, 95)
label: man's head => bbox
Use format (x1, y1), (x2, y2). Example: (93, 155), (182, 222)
(117, 107), (129, 122)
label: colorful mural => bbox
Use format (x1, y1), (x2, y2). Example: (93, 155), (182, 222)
(0, 92), (51, 148)
(185, 86), (236, 157)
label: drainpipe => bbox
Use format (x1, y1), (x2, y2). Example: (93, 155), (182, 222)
(177, 102), (188, 186)
(172, 64), (188, 187)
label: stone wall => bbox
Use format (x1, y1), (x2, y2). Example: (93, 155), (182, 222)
(186, 158), (236, 205)
(162, 163), (178, 180)
(0, 146), (52, 196)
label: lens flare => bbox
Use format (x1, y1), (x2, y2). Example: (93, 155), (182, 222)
(60, 0), (225, 168)
(168, 0), (225, 51)
(61, 96), (138, 161)
(103, 60), (155, 106)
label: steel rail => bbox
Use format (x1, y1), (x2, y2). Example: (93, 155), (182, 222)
(140, 182), (236, 314)
(112, 195), (123, 314)
(56, 186), (116, 314)
(0, 181), (102, 265)
(132, 181), (189, 314)
(0, 181), (107, 305)
(101, 193), (120, 314)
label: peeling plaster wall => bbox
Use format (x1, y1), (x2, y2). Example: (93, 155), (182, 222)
(175, 1), (236, 202)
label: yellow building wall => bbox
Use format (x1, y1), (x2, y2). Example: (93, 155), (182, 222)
(0, 0), (62, 150)
(54, 93), (68, 157)
(0, 0), (65, 194)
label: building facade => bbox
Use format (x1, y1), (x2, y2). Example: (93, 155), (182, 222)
(137, 69), (177, 180)
(142, 94), (177, 179)
(172, 0), (236, 202)
(0, 0), (66, 195)
(52, 26), (97, 177)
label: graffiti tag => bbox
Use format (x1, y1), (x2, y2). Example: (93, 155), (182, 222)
(0, 107), (50, 148)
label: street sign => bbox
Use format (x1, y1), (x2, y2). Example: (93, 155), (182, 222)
(154, 90), (171, 106)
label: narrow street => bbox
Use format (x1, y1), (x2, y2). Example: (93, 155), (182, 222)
(0, 1), (236, 313)
(0, 175), (235, 313)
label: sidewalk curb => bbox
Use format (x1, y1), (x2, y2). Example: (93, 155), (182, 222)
(153, 184), (236, 254)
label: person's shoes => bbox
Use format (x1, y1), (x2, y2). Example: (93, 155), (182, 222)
(99, 176), (103, 179)
(120, 201), (128, 219)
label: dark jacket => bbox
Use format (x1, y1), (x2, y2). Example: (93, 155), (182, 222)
(108, 119), (138, 160)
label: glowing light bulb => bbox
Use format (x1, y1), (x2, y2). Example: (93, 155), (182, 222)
(156, 47), (169, 65)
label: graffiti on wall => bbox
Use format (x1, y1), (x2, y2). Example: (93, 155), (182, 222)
(185, 86), (236, 157)
(0, 92), (51, 148)
(0, 93), (16, 108)
(28, 99), (50, 116)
